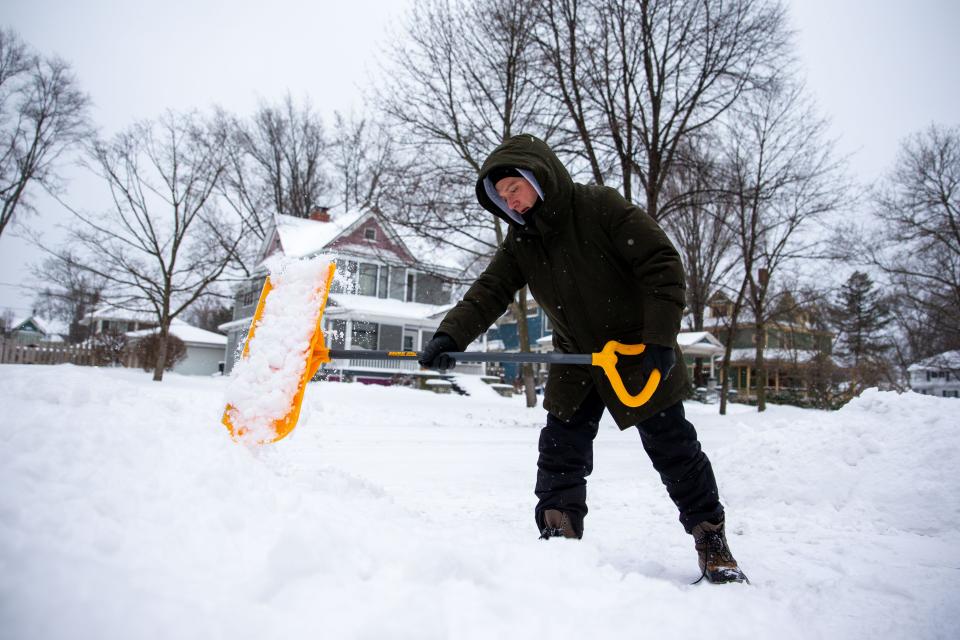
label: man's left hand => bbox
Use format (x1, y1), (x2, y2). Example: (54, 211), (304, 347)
(640, 344), (676, 381)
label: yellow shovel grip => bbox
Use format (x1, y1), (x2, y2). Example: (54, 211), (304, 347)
(591, 341), (661, 408)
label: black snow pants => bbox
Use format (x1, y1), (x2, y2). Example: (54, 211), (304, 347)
(534, 386), (724, 536)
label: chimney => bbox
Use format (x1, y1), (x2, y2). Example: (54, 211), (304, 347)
(309, 206), (331, 222)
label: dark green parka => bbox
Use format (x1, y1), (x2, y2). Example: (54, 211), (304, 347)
(437, 134), (689, 428)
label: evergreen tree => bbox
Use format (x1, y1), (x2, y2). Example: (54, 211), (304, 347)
(831, 271), (893, 389)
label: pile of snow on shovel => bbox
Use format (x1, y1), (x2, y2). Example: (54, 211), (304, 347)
(223, 256), (334, 442)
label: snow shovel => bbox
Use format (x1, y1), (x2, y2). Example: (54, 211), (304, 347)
(222, 261), (338, 444)
(319, 343), (662, 409)
(223, 260), (661, 445)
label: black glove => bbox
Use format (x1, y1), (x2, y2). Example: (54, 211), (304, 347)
(418, 333), (458, 371)
(640, 344), (676, 381)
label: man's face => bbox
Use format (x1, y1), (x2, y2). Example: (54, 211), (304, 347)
(495, 176), (539, 214)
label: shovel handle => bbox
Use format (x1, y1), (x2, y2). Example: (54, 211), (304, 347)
(322, 340), (661, 408)
(591, 341), (661, 408)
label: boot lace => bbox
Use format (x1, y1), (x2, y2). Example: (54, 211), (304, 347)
(692, 529), (740, 585)
(539, 526), (566, 540)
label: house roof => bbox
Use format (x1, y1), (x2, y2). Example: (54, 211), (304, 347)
(126, 319), (227, 347)
(11, 316), (51, 335)
(907, 350), (960, 372)
(728, 347), (832, 365)
(81, 306), (156, 325)
(271, 210), (367, 259)
(256, 210), (464, 273)
(677, 331), (725, 351)
(323, 293), (452, 326)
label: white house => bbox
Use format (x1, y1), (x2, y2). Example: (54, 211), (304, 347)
(219, 207), (463, 382)
(126, 320), (227, 376)
(80, 307), (157, 336)
(5, 316), (63, 346)
(908, 351), (960, 398)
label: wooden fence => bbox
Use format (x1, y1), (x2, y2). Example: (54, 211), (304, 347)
(0, 338), (97, 366)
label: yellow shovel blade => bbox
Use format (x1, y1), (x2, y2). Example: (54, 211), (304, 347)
(222, 262), (337, 444)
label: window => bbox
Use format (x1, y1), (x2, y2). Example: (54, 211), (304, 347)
(389, 268), (406, 300)
(406, 273), (415, 302)
(241, 288), (258, 307)
(364, 227), (377, 241)
(351, 321), (378, 350)
(378, 324), (403, 350)
(331, 260), (359, 294)
(378, 266), (389, 299)
(358, 263), (379, 296)
(413, 272), (450, 304)
(328, 320), (347, 349)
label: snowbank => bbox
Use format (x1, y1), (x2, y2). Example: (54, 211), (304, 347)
(1, 366), (957, 639)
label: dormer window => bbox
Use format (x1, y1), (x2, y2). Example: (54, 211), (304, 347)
(364, 228), (377, 241)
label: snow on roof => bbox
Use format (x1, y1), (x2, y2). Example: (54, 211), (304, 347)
(729, 348), (827, 364)
(907, 350), (960, 372)
(82, 306), (156, 325)
(11, 315), (70, 336)
(395, 231), (471, 272)
(323, 294), (448, 325)
(11, 316), (50, 334)
(677, 331), (725, 349)
(273, 210), (367, 259)
(126, 319), (227, 346)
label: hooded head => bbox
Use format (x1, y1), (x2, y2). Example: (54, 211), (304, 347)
(476, 134), (574, 230)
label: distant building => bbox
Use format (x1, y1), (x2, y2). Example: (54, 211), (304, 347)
(80, 307), (157, 336)
(219, 207), (463, 382)
(5, 316), (63, 346)
(698, 292), (837, 402)
(908, 351), (960, 398)
(126, 320), (227, 376)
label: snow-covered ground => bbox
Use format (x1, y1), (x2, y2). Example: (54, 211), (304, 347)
(1, 364), (957, 639)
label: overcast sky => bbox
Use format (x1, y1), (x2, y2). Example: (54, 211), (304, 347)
(1, 0), (958, 317)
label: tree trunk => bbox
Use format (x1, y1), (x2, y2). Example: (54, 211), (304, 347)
(719, 329), (735, 416)
(754, 321), (767, 412)
(514, 287), (538, 408)
(152, 319), (170, 382)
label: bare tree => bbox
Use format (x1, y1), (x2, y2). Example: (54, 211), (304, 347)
(32, 253), (106, 343)
(537, 0), (789, 218)
(0, 28), (90, 237)
(537, 0), (608, 183)
(663, 138), (737, 330)
(867, 124), (960, 361)
(330, 111), (404, 213)
(378, 0), (558, 407)
(716, 81), (846, 413)
(48, 111), (241, 381)
(661, 138), (736, 385)
(184, 295), (233, 334)
(217, 95), (333, 272)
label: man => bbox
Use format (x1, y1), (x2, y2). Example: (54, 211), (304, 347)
(419, 134), (746, 584)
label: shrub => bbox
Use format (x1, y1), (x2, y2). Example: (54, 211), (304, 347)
(132, 333), (187, 371)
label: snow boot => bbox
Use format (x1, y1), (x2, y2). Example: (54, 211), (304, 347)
(539, 509), (579, 539)
(691, 519), (748, 584)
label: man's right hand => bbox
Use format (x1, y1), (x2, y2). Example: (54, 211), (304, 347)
(418, 333), (458, 371)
